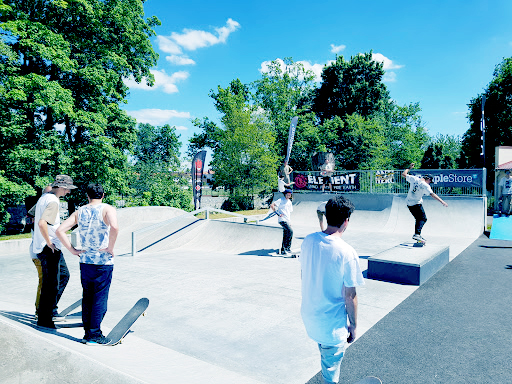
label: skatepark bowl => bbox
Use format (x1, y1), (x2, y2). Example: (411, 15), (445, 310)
(0, 193), (486, 383)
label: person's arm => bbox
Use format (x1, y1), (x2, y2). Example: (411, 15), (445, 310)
(38, 202), (59, 252)
(38, 219), (55, 252)
(430, 192), (448, 207)
(100, 205), (119, 256)
(56, 212), (83, 256)
(402, 163), (414, 178)
(344, 286), (358, 343)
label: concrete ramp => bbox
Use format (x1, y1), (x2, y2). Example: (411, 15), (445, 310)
(277, 193), (485, 238)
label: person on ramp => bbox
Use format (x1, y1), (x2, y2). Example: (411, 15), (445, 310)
(402, 163), (448, 242)
(270, 189), (294, 257)
(57, 183), (119, 345)
(300, 196), (365, 384)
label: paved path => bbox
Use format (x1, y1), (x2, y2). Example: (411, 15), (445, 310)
(305, 234), (512, 384)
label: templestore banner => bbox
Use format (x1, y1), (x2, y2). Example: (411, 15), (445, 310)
(294, 172), (360, 192)
(409, 169), (484, 188)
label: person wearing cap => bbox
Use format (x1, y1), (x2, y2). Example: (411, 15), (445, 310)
(402, 164), (448, 242)
(33, 175), (77, 329)
(498, 170), (512, 216)
(270, 189), (294, 256)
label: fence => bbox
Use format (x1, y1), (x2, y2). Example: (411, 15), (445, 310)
(291, 169), (485, 197)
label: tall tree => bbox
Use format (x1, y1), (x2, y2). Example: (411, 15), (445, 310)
(313, 51), (390, 123)
(460, 57), (512, 171)
(0, 0), (159, 205)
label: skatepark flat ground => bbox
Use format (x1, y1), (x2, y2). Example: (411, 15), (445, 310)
(0, 192), (496, 383)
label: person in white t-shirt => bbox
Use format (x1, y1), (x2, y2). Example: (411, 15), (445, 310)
(270, 189), (294, 256)
(498, 170), (512, 216)
(402, 163), (448, 242)
(300, 196), (365, 384)
(277, 175), (294, 193)
(33, 175), (77, 329)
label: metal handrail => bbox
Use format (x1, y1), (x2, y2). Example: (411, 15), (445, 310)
(131, 206), (260, 256)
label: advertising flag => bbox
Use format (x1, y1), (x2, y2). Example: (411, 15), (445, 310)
(191, 150), (207, 210)
(284, 116), (298, 164)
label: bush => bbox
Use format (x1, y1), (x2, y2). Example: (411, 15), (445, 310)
(221, 195), (254, 211)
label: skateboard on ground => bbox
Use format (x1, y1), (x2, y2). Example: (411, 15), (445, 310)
(269, 248), (300, 258)
(353, 376), (382, 384)
(58, 298), (82, 318)
(106, 298), (149, 346)
(415, 239), (426, 247)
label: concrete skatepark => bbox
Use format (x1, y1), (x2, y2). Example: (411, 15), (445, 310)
(0, 192), (494, 383)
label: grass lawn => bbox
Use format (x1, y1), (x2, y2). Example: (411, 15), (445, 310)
(0, 233), (32, 241)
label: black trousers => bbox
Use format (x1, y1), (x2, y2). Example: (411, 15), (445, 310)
(37, 246), (66, 324)
(407, 204), (427, 235)
(279, 221), (293, 252)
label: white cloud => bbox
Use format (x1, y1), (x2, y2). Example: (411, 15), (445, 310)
(126, 109), (191, 126)
(382, 71), (397, 82)
(156, 36), (182, 54)
(123, 69), (189, 94)
(166, 55), (196, 65)
(169, 18), (240, 51)
(174, 125), (188, 130)
(330, 44), (346, 54)
(371, 53), (403, 70)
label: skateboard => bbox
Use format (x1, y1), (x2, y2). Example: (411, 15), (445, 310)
(353, 376), (382, 384)
(269, 248), (300, 258)
(106, 298), (149, 346)
(415, 239), (426, 247)
(260, 209), (283, 222)
(58, 298), (82, 317)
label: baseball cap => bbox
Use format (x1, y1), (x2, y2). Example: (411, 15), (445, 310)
(284, 189), (293, 194)
(423, 174), (434, 181)
(51, 175), (77, 189)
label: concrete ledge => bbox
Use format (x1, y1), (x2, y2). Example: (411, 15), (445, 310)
(0, 238), (32, 256)
(367, 243), (449, 285)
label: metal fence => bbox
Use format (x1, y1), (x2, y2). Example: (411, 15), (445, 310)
(291, 169), (485, 197)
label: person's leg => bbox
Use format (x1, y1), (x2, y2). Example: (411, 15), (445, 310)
(280, 221), (293, 252)
(279, 222), (287, 253)
(504, 195), (512, 215)
(88, 264), (114, 338)
(318, 343), (346, 384)
(80, 263), (93, 340)
(37, 246), (60, 326)
(407, 204), (427, 235)
(54, 253), (70, 315)
(32, 258), (43, 316)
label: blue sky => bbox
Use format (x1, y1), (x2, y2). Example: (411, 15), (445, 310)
(123, 0), (512, 163)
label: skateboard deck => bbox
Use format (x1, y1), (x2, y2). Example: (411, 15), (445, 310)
(353, 376), (382, 384)
(56, 298), (82, 320)
(269, 248), (300, 258)
(106, 298), (149, 346)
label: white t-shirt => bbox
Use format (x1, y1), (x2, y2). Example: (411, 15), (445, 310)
(273, 197), (293, 223)
(499, 176), (512, 195)
(405, 174), (433, 206)
(300, 232), (365, 346)
(32, 193), (62, 254)
(278, 178), (286, 192)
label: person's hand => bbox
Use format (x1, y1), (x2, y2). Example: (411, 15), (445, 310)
(47, 243), (56, 253)
(347, 324), (356, 343)
(442, 201), (449, 207)
(100, 247), (115, 257)
(409, 163), (415, 169)
(70, 247), (85, 256)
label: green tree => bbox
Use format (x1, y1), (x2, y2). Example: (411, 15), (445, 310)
(460, 57), (512, 171)
(421, 134), (461, 169)
(313, 52), (390, 123)
(189, 79), (278, 197)
(0, 0), (159, 209)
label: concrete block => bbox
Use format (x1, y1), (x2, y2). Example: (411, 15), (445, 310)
(367, 243), (449, 285)
(490, 214), (512, 241)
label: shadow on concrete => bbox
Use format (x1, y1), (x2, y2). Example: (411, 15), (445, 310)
(0, 310), (84, 343)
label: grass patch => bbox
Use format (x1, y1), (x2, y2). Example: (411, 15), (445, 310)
(0, 233), (32, 241)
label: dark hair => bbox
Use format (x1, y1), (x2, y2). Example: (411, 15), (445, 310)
(86, 183), (104, 200)
(325, 196), (355, 228)
(424, 174), (434, 181)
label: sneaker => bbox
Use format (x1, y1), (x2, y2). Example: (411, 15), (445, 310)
(52, 315), (67, 322)
(412, 234), (422, 241)
(85, 335), (111, 346)
(37, 321), (57, 330)
(281, 250), (296, 258)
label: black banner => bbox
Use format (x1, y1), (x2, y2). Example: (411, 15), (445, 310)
(294, 172), (360, 192)
(191, 150), (207, 209)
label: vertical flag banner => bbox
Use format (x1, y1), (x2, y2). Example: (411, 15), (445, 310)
(191, 150), (207, 210)
(284, 116), (298, 164)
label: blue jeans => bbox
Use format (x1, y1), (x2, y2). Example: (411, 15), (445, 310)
(80, 263), (113, 339)
(318, 343), (346, 384)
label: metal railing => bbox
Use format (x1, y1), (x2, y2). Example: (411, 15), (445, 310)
(131, 206), (260, 256)
(291, 169), (484, 196)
